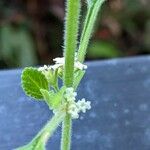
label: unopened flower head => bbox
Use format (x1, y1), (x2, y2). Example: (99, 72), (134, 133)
(68, 104), (79, 119)
(64, 87), (77, 102)
(65, 88), (91, 119)
(77, 98), (91, 113)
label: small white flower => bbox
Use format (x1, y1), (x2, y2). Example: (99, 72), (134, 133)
(49, 64), (62, 70)
(38, 53), (87, 73)
(67, 98), (91, 119)
(74, 52), (87, 70)
(68, 104), (80, 119)
(75, 62), (87, 70)
(52, 56), (87, 70)
(77, 98), (91, 113)
(53, 57), (65, 64)
(64, 88), (77, 102)
(71, 112), (79, 119)
(38, 65), (49, 71)
(49, 57), (65, 70)
(66, 87), (74, 93)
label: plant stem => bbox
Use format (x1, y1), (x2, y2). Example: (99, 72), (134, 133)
(16, 111), (65, 150)
(38, 111), (65, 144)
(62, 0), (80, 150)
(63, 0), (80, 87)
(78, 0), (106, 63)
(61, 113), (72, 150)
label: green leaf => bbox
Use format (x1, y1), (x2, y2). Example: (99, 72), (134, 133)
(21, 67), (49, 100)
(52, 86), (66, 109)
(73, 70), (85, 90)
(44, 69), (58, 87)
(57, 68), (63, 79)
(41, 86), (66, 109)
(40, 89), (55, 108)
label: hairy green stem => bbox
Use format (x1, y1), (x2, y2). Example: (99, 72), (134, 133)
(38, 111), (65, 144)
(61, 113), (72, 150)
(16, 111), (65, 150)
(63, 0), (80, 86)
(62, 0), (80, 150)
(78, 0), (106, 63)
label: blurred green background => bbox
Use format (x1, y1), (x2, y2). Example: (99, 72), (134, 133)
(0, 0), (150, 69)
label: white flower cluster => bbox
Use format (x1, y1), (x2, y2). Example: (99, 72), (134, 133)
(64, 88), (77, 101)
(38, 54), (87, 72)
(38, 65), (50, 72)
(38, 65), (52, 79)
(38, 64), (57, 72)
(64, 88), (91, 119)
(53, 56), (87, 70)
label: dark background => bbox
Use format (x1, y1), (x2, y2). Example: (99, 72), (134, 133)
(0, 0), (150, 69)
